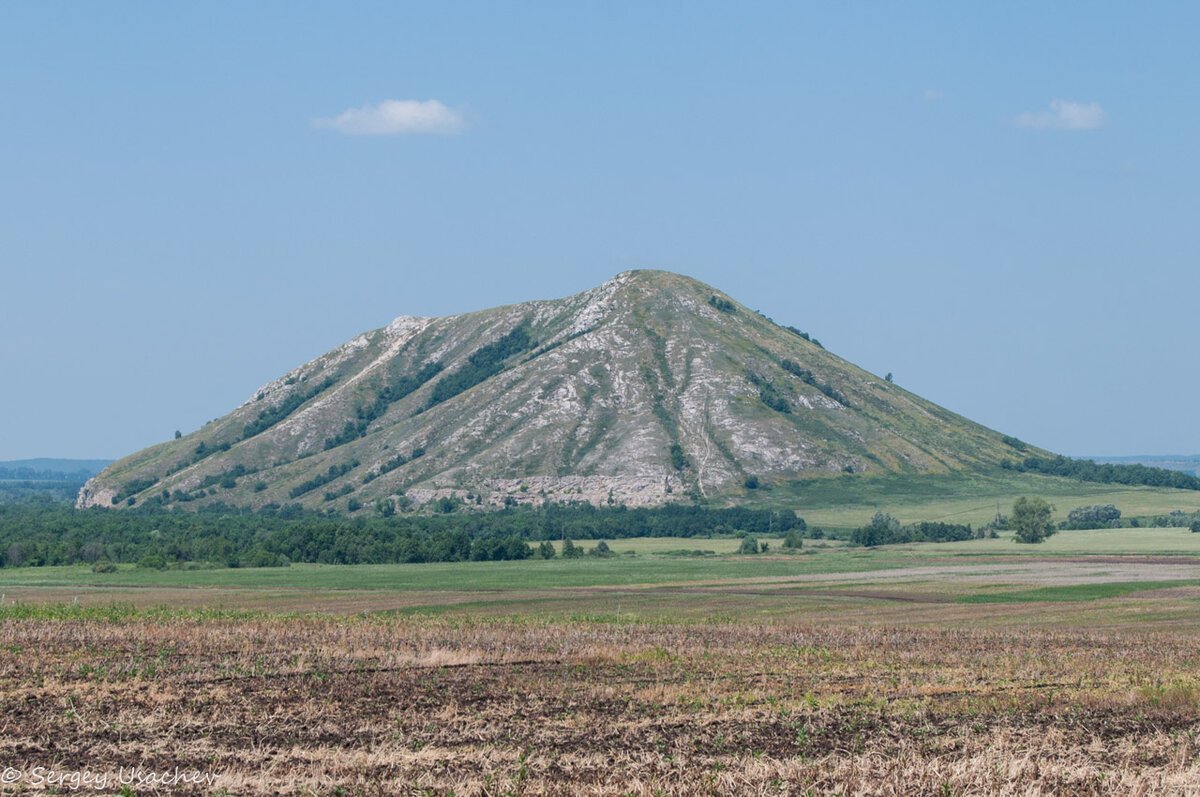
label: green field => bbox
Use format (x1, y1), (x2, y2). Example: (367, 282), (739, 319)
(0, 546), (885, 592)
(955, 579), (1200, 604)
(897, 526), (1200, 555)
(745, 470), (1200, 530)
(3, 474), (1200, 623)
(3, 525), (1199, 626)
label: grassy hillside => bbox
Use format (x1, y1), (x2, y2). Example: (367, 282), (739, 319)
(81, 271), (1046, 513)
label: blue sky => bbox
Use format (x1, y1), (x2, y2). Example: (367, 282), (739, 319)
(1, 2), (1196, 460)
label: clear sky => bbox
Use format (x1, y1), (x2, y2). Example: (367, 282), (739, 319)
(1, 2), (1196, 460)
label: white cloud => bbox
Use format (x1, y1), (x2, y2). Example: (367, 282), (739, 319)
(312, 99), (464, 136)
(1014, 99), (1106, 131)
(921, 88), (945, 102)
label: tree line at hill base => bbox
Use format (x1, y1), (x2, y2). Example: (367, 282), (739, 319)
(0, 501), (807, 570)
(848, 501), (1200, 547)
(1004, 456), (1200, 491)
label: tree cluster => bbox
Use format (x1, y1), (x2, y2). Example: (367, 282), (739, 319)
(849, 512), (974, 547)
(1149, 510), (1200, 529)
(1063, 504), (1121, 530)
(1006, 456), (1200, 491)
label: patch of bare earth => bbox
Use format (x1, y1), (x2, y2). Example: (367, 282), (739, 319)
(2, 618), (1200, 795)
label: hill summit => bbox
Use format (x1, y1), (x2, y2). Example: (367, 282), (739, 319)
(80, 271), (1034, 511)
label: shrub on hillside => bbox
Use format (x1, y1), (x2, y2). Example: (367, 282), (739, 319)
(783, 326), (823, 348)
(669, 444), (689, 471)
(707, 295), (736, 313)
(1001, 435), (1028, 451)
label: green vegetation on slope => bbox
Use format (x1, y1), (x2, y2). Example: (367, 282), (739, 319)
(780, 359), (847, 405)
(423, 324), (535, 410)
(242, 377), (335, 440)
(324, 361), (444, 450)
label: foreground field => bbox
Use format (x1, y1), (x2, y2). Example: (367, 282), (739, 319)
(3, 527), (1200, 794)
(3, 612), (1200, 795)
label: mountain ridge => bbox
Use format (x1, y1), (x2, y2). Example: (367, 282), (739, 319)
(80, 270), (1042, 511)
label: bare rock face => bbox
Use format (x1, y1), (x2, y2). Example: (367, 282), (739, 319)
(74, 477), (117, 509)
(80, 270), (1030, 512)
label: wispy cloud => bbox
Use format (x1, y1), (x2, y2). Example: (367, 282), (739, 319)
(921, 88), (945, 102)
(312, 99), (464, 136)
(1014, 99), (1106, 131)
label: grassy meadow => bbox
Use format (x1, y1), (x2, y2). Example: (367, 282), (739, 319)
(746, 470), (1200, 530)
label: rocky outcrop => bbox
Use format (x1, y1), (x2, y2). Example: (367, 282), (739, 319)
(75, 477), (117, 509)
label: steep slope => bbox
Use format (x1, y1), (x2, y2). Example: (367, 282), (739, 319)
(79, 271), (1041, 511)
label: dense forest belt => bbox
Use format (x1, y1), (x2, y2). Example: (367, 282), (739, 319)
(0, 503), (803, 569)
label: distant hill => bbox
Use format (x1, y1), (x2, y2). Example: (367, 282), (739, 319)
(1088, 456), (1200, 477)
(0, 459), (112, 481)
(80, 270), (1045, 511)
(0, 458), (113, 506)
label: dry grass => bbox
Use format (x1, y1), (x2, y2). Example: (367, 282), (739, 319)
(3, 615), (1200, 794)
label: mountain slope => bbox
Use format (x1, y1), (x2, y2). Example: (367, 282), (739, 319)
(79, 271), (1040, 511)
